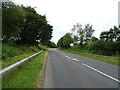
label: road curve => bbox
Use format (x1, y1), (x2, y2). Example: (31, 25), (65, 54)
(44, 49), (119, 88)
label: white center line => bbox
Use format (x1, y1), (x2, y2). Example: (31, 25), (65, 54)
(65, 56), (71, 59)
(72, 58), (79, 62)
(82, 63), (120, 83)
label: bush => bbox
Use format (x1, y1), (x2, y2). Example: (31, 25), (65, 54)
(84, 41), (120, 56)
(69, 41), (120, 56)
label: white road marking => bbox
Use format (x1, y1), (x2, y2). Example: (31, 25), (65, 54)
(72, 58), (79, 62)
(65, 56), (71, 59)
(82, 63), (120, 83)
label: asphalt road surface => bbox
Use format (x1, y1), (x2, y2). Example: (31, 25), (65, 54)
(44, 49), (119, 88)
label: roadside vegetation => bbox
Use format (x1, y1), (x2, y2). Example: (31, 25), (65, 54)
(61, 49), (119, 65)
(1, 1), (56, 88)
(57, 23), (120, 65)
(2, 44), (43, 68)
(2, 1), (57, 68)
(2, 50), (47, 88)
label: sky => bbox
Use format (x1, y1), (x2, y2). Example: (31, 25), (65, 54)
(13, 0), (119, 44)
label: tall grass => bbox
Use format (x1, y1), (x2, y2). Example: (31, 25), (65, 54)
(2, 44), (42, 68)
(2, 44), (40, 60)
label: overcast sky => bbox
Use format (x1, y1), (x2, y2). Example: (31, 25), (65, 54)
(13, 0), (119, 44)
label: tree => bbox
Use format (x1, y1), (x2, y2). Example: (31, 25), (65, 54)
(62, 33), (72, 48)
(57, 33), (72, 48)
(100, 26), (120, 41)
(91, 37), (98, 42)
(2, 1), (15, 8)
(116, 25), (120, 41)
(84, 24), (95, 43)
(2, 3), (26, 43)
(71, 24), (79, 45)
(71, 23), (84, 45)
(18, 6), (53, 45)
(72, 35), (79, 45)
(40, 24), (53, 45)
(19, 6), (42, 44)
(100, 31), (109, 41)
(71, 23), (95, 45)
(57, 37), (64, 48)
(48, 41), (57, 48)
(2, 2), (53, 46)
(109, 26), (120, 41)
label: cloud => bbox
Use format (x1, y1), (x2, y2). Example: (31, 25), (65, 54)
(13, 0), (119, 43)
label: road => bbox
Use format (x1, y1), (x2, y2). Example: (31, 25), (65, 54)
(44, 49), (119, 88)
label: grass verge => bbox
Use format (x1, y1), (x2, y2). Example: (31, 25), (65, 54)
(36, 51), (48, 88)
(60, 49), (120, 65)
(2, 44), (42, 68)
(2, 52), (34, 69)
(2, 50), (48, 88)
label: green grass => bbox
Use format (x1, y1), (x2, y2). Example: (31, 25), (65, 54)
(60, 49), (119, 65)
(2, 50), (47, 88)
(38, 44), (48, 50)
(2, 44), (42, 68)
(2, 44), (40, 60)
(2, 52), (34, 68)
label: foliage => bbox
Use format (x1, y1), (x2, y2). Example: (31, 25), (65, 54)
(2, 44), (22, 60)
(69, 40), (120, 56)
(84, 24), (95, 43)
(2, 44), (40, 60)
(2, 1), (53, 46)
(58, 22), (120, 57)
(48, 41), (57, 48)
(2, 5), (26, 43)
(71, 23), (95, 45)
(57, 33), (72, 48)
(62, 33), (73, 48)
(90, 37), (98, 42)
(57, 37), (64, 48)
(100, 26), (120, 41)
(18, 6), (53, 45)
(61, 49), (119, 65)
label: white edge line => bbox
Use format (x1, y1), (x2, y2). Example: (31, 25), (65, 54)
(82, 63), (120, 83)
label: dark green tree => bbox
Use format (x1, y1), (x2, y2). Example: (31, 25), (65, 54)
(100, 26), (120, 41)
(48, 41), (57, 48)
(90, 37), (98, 42)
(100, 31), (109, 41)
(57, 33), (72, 48)
(62, 33), (72, 48)
(18, 6), (53, 45)
(57, 37), (64, 48)
(2, 4), (26, 43)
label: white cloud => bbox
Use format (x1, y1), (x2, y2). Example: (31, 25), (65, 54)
(13, 0), (119, 44)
